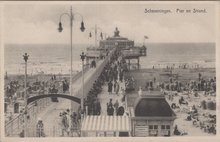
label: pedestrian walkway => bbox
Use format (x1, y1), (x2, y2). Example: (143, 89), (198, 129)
(28, 58), (110, 137)
(97, 81), (126, 115)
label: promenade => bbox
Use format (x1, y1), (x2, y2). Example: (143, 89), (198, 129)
(39, 69), (99, 136)
(97, 82), (126, 115)
(31, 78), (126, 137)
(23, 49), (116, 137)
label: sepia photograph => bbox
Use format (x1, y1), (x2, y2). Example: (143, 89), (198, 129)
(0, 1), (219, 140)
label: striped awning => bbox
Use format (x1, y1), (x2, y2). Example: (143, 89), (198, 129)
(81, 115), (131, 132)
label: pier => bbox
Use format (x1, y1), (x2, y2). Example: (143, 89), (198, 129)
(4, 28), (147, 137)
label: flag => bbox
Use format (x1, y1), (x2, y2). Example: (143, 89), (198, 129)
(144, 36), (149, 39)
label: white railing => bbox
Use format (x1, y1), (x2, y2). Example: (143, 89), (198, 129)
(75, 48), (116, 99)
(5, 97), (52, 137)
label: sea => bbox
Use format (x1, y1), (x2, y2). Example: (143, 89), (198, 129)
(4, 43), (215, 75)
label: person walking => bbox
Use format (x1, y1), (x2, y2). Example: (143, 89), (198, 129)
(117, 106), (125, 116)
(96, 99), (101, 115)
(108, 81), (113, 94)
(107, 105), (114, 116)
(36, 118), (45, 137)
(62, 80), (67, 93)
(113, 80), (116, 93)
(113, 100), (119, 115)
(115, 81), (120, 95)
(108, 99), (113, 108)
(61, 111), (70, 137)
(119, 71), (124, 82)
(66, 109), (72, 136)
(61, 112), (67, 136)
(138, 87), (143, 96)
(70, 112), (80, 136)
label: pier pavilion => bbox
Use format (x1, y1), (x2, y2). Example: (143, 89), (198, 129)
(99, 27), (134, 49)
(86, 27), (147, 70)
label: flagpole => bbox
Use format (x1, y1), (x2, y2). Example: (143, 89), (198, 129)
(143, 36), (148, 57)
(144, 36), (148, 46)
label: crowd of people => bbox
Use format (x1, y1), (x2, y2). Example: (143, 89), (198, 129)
(157, 73), (216, 135)
(143, 73), (216, 95)
(4, 75), (68, 114)
(152, 63), (204, 70)
(106, 99), (125, 116)
(133, 70), (217, 135)
(5, 80), (20, 104)
(84, 49), (128, 116)
(85, 74), (104, 115)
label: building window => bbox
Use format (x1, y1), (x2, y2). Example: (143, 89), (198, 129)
(149, 125), (158, 130)
(161, 125), (171, 136)
(149, 125), (158, 136)
(161, 125), (170, 130)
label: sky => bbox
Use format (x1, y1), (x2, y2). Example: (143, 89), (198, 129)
(3, 2), (216, 44)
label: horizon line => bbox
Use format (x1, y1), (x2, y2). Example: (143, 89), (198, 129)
(4, 42), (216, 45)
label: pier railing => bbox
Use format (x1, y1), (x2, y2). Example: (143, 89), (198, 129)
(5, 98), (51, 137)
(74, 48), (116, 100)
(5, 112), (23, 137)
(4, 65), (91, 137)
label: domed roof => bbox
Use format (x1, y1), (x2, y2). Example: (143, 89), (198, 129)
(134, 94), (175, 117)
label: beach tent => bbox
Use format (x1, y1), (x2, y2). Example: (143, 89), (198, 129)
(81, 115), (131, 137)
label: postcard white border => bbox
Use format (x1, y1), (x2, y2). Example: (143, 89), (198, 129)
(0, 1), (220, 142)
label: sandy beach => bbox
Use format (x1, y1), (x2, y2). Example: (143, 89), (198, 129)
(126, 68), (215, 90)
(125, 67), (216, 136)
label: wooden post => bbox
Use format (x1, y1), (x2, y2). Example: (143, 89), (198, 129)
(137, 57), (140, 70)
(158, 124), (161, 136)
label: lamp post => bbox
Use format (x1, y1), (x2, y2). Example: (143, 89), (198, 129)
(23, 53), (29, 137)
(58, 6), (85, 112)
(80, 52), (86, 118)
(89, 25), (103, 48)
